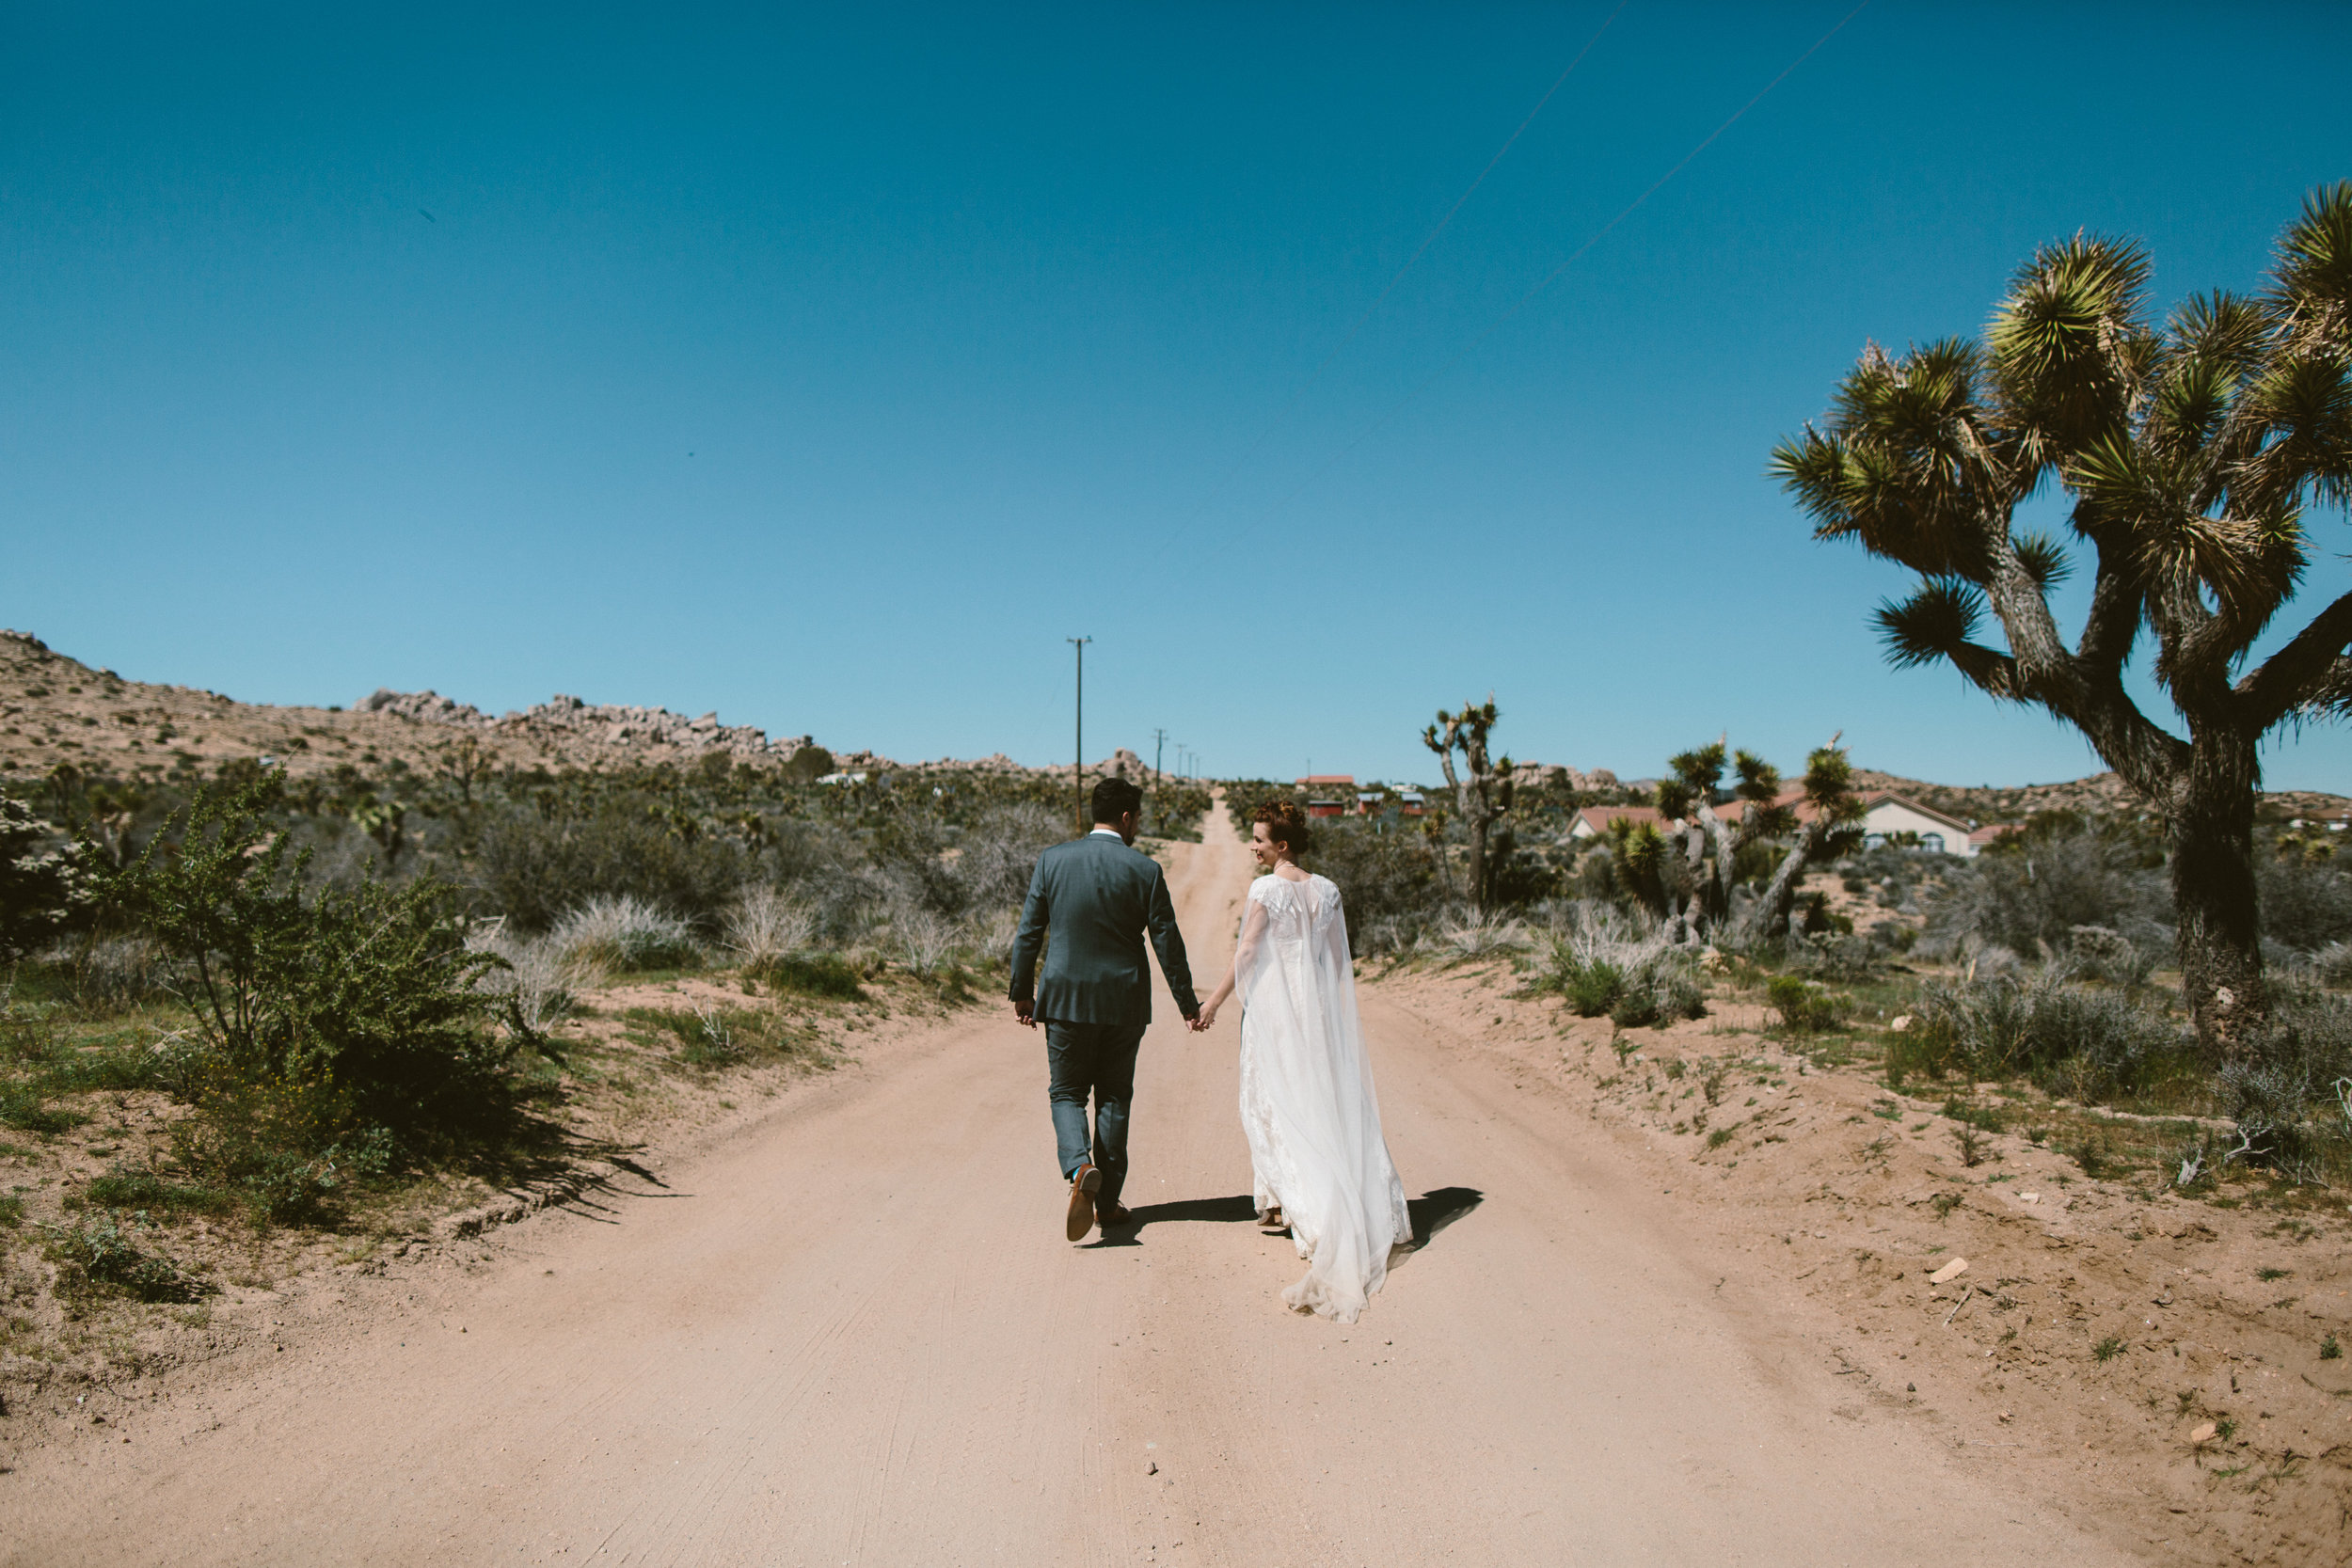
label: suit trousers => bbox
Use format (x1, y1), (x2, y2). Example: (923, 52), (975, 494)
(1043, 1018), (1146, 1206)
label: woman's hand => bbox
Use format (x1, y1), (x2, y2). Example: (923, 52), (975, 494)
(1195, 1000), (1220, 1031)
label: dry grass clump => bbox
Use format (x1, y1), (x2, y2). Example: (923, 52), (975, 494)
(1534, 901), (1705, 1027)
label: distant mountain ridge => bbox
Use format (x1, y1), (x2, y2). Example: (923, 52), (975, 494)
(2, 629), (2344, 819)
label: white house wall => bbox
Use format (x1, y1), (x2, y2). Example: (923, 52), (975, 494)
(1862, 800), (1975, 857)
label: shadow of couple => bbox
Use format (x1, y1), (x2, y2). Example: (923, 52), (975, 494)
(1081, 1186), (1482, 1253)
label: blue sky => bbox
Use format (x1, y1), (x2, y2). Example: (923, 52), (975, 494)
(4, 3), (2348, 791)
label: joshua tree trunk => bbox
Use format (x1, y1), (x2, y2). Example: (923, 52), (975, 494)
(2167, 734), (2266, 1052)
(1736, 827), (1820, 946)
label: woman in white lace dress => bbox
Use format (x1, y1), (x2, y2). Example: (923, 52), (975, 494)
(1197, 800), (1411, 1323)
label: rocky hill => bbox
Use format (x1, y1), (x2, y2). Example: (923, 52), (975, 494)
(0, 629), (879, 782)
(4, 629), (2342, 818)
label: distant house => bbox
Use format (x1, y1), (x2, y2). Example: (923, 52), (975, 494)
(1306, 799), (1347, 818)
(1969, 822), (2024, 850)
(1580, 790), (1979, 856)
(1356, 791), (1384, 816)
(1296, 773), (1355, 789)
(1397, 790), (1426, 817)
(1567, 805), (1665, 840)
(1855, 794), (1977, 856)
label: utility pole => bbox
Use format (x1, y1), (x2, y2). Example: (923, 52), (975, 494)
(1068, 636), (1092, 835)
(1152, 727), (1168, 784)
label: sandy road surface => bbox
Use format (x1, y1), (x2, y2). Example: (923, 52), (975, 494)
(13, 813), (2145, 1567)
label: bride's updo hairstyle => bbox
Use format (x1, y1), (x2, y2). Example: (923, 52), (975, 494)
(1253, 799), (1311, 858)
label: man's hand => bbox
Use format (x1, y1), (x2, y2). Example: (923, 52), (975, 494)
(1012, 997), (1036, 1028)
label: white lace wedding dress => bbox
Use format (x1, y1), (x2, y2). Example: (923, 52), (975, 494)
(1233, 872), (1411, 1323)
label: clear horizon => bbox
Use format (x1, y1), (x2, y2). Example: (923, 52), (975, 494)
(5, 4), (2348, 792)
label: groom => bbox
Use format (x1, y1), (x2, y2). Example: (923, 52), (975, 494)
(1009, 777), (1203, 1242)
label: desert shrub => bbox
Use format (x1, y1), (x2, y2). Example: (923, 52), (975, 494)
(1438, 910), (1529, 960)
(1536, 902), (1703, 1023)
(83, 1164), (235, 1215)
(58, 934), (174, 1010)
(2257, 853), (2352, 953)
(1785, 930), (1877, 983)
(1560, 957), (1624, 1017)
(750, 951), (865, 1000)
(1920, 815), (2169, 961)
(50, 1211), (208, 1302)
(2060, 925), (2154, 987)
(94, 777), (516, 1143)
(466, 921), (580, 1036)
(1901, 969), (2186, 1100)
(475, 806), (750, 933)
(548, 894), (700, 974)
(1138, 783), (1212, 841)
(2315, 942), (2352, 990)
(1306, 817), (1447, 953)
(953, 803), (1065, 905)
(721, 887), (818, 968)
(1610, 972), (1707, 1030)
(1767, 975), (1849, 1034)
(2217, 985), (2352, 1181)
(0, 783), (78, 959)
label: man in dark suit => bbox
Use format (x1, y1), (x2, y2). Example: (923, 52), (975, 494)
(1010, 776), (1202, 1241)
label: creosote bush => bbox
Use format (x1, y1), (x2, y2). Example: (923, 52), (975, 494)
(91, 777), (516, 1197)
(1767, 975), (1849, 1035)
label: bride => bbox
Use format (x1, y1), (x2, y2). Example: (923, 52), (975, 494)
(1197, 799), (1412, 1323)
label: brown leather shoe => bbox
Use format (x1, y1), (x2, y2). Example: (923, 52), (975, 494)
(1066, 1164), (1102, 1242)
(1096, 1202), (1134, 1229)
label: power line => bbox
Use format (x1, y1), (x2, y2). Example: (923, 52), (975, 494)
(1192, 1), (1629, 513)
(1255, 0), (1874, 519)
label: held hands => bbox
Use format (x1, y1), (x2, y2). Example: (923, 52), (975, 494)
(1012, 998), (1036, 1028)
(1190, 1002), (1219, 1032)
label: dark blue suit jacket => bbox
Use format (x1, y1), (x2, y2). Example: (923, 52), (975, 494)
(1009, 832), (1198, 1025)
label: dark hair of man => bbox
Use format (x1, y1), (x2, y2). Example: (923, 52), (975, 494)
(1090, 777), (1144, 825)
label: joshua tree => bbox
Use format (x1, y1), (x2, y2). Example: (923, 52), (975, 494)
(1652, 737), (1863, 943)
(1772, 183), (2352, 1051)
(1654, 737), (1788, 938)
(1734, 743), (1867, 945)
(1422, 697), (1513, 911)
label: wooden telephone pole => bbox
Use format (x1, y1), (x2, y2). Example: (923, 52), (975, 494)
(1068, 636), (1092, 835)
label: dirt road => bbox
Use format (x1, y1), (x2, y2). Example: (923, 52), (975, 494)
(12, 815), (2146, 1566)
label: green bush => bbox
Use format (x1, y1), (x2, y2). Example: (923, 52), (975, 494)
(95, 777), (515, 1142)
(0, 1085), (86, 1134)
(751, 950), (865, 1000)
(83, 1164), (235, 1215)
(1768, 975), (1848, 1034)
(1561, 957), (1624, 1017)
(51, 1211), (208, 1303)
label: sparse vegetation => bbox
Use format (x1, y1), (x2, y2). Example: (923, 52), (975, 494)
(1767, 975), (1848, 1035)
